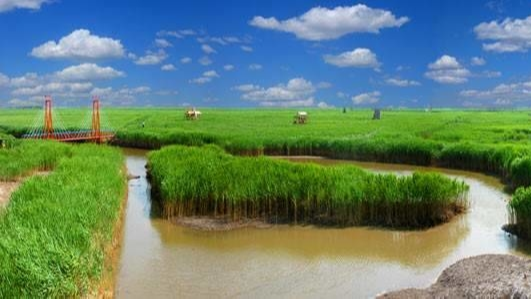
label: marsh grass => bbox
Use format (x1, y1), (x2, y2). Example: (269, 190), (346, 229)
(0, 141), (125, 297)
(148, 145), (469, 228)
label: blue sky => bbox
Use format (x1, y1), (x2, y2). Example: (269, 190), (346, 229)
(0, 0), (530, 108)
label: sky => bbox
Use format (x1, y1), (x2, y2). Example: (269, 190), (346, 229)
(0, 0), (530, 108)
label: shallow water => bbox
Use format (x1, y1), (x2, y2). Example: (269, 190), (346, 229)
(115, 150), (531, 298)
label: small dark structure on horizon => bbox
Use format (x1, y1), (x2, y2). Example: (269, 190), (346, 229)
(294, 111), (308, 124)
(373, 109), (381, 120)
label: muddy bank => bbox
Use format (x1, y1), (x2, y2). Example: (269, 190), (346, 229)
(0, 171), (50, 208)
(170, 216), (274, 231)
(379, 254), (531, 298)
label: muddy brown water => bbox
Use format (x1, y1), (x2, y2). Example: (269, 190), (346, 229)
(115, 150), (531, 298)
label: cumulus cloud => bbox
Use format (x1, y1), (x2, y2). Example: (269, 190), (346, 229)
(155, 38), (173, 48)
(161, 64), (176, 71)
(316, 81), (332, 89)
(460, 80), (531, 105)
(471, 57), (486, 66)
(134, 49), (168, 65)
(324, 48), (380, 69)
(234, 77), (316, 107)
(201, 44), (216, 54)
(90, 86), (151, 105)
(385, 78), (421, 87)
(190, 77), (212, 84)
(249, 64), (262, 71)
(31, 29), (125, 59)
(352, 91), (380, 105)
(250, 4), (408, 41)
(474, 15), (531, 53)
(425, 55), (471, 84)
(223, 64), (234, 71)
(0, 0), (51, 13)
(190, 70), (219, 84)
(0, 72), (9, 86)
(241, 45), (253, 52)
(54, 63), (124, 81)
(199, 56), (212, 66)
(181, 57), (192, 64)
(12, 82), (94, 96)
(317, 101), (334, 108)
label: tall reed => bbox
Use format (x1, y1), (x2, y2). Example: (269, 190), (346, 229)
(148, 145), (469, 228)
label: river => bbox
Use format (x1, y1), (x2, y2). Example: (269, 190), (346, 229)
(115, 149), (531, 298)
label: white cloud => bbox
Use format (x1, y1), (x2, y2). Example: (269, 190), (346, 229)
(54, 63), (124, 81)
(203, 70), (219, 78)
(201, 44), (216, 54)
(224, 64), (235, 71)
(199, 56), (212, 66)
(249, 64), (262, 71)
(471, 57), (486, 66)
(0, 0), (51, 13)
(208, 36), (243, 45)
(134, 49), (168, 65)
(250, 4), (408, 41)
(235, 77), (316, 107)
(181, 57), (192, 64)
(155, 38), (173, 48)
(324, 48), (380, 69)
(0, 72), (10, 86)
(474, 15), (531, 53)
(425, 55), (470, 84)
(385, 78), (421, 87)
(241, 45), (253, 52)
(233, 84), (260, 92)
(190, 77), (212, 84)
(460, 80), (531, 105)
(12, 82), (94, 96)
(31, 29), (125, 59)
(90, 86), (151, 105)
(352, 91), (380, 105)
(316, 81), (332, 89)
(161, 64), (176, 71)
(317, 101), (334, 108)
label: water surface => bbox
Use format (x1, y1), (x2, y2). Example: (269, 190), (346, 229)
(115, 150), (531, 298)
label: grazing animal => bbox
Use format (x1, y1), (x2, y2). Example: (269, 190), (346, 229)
(185, 109), (201, 120)
(294, 111), (308, 124)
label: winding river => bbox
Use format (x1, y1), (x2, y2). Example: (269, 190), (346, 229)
(115, 149), (531, 298)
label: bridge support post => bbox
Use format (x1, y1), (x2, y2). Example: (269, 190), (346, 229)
(91, 96), (101, 143)
(44, 96), (54, 139)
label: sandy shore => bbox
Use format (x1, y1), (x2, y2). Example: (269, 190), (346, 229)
(379, 254), (531, 298)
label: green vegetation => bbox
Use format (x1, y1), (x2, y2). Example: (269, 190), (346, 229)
(0, 140), (126, 297)
(2, 107), (531, 236)
(509, 187), (531, 239)
(148, 145), (468, 228)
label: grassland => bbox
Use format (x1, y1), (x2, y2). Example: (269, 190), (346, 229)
(148, 145), (468, 228)
(1, 107), (531, 234)
(0, 140), (126, 297)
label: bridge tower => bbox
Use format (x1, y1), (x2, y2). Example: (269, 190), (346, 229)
(91, 96), (101, 143)
(43, 96), (54, 139)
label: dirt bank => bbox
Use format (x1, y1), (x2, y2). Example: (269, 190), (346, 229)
(171, 216), (274, 231)
(379, 254), (531, 298)
(0, 171), (49, 208)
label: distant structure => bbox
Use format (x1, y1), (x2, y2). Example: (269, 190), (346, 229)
(185, 107), (201, 120)
(294, 111), (308, 124)
(373, 109), (381, 120)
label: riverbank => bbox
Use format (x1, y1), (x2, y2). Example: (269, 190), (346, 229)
(379, 254), (531, 298)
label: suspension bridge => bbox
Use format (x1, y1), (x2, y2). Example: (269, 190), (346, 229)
(22, 96), (115, 143)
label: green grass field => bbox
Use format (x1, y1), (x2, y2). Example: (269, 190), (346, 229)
(2, 107), (531, 236)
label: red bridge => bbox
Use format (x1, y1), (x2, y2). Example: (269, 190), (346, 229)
(23, 96), (115, 143)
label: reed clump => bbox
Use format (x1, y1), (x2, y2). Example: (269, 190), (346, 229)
(508, 187), (531, 239)
(148, 145), (469, 228)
